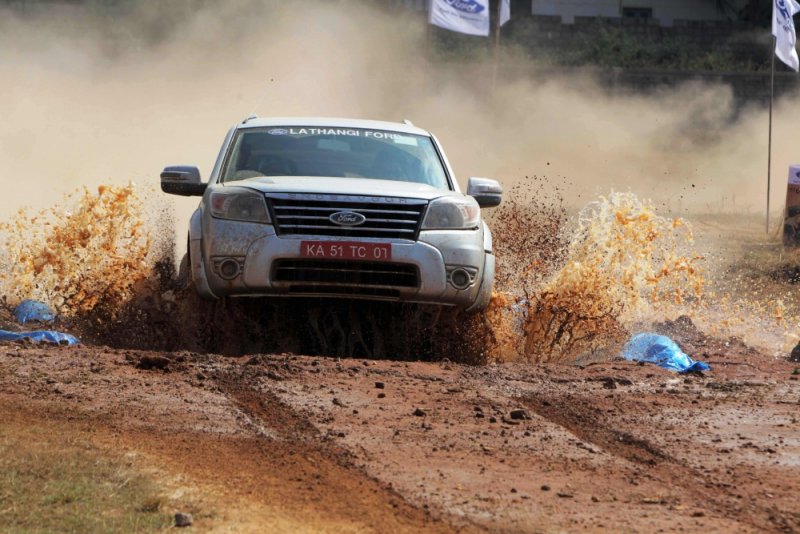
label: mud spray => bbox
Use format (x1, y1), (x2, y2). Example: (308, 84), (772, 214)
(0, 185), (155, 319)
(494, 188), (705, 363)
(0, 181), (795, 363)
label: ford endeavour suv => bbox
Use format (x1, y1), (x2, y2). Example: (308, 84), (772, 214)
(160, 116), (502, 312)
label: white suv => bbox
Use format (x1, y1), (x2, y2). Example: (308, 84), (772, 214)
(161, 117), (502, 312)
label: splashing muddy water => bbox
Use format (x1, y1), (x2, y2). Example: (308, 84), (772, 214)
(491, 190), (799, 362)
(0, 185), (796, 361)
(518, 192), (705, 362)
(0, 185), (156, 319)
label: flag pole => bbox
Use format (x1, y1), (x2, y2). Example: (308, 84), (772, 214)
(491, 0), (501, 92)
(425, 0), (433, 58)
(768, 35), (776, 235)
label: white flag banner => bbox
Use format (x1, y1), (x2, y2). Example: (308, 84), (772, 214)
(500, 0), (511, 26)
(773, 0), (800, 71)
(429, 0), (490, 37)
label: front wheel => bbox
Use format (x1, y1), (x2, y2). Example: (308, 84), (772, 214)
(176, 252), (192, 291)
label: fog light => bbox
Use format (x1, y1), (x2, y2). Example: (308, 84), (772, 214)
(219, 258), (241, 280)
(450, 268), (471, 290)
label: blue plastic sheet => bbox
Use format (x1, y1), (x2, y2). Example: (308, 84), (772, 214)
(621, 333), (710, 373)
(0, 329), (79, 346)
(13, 300), (55, 324)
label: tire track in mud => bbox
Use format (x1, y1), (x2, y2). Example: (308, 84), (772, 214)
(524, 393), (797, 533)
(216, 368), (320, 441)
(214, 367), (479, 534)
(525, 394), (669, 467)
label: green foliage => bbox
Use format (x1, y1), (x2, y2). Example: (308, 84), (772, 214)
(738, 0), (772, 26)
(562, 27), (751, 70)
(506, 20), (772, 72)
(429, 25), (492, 61)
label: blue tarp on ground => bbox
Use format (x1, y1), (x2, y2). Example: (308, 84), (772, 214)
(622, 333), (710, 373)
(13, 300), (55, 324)
(0, 329), (79, 346)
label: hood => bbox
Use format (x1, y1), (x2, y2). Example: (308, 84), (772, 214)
(221, 176), (458, 201)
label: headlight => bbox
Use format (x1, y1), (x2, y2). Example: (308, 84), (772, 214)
(422, 196), (480, 230)
(209, 188), (270, 223)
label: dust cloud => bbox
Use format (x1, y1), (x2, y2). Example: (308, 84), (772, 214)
(0, 0), (793, 223)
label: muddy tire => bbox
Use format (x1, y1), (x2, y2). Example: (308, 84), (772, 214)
(176, 252), (192, 291)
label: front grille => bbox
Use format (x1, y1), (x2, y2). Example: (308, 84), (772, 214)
(287, 286), (401, 299)
(272, 259), (419, 289)
(267, 194), (427, 240)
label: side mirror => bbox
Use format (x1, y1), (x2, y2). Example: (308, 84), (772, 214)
(467, 177), (502, 208)
(160, 166), (207, 197)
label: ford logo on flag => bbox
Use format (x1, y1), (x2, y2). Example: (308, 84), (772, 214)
(445, 0), (485, 14)
(329, 211), (367, 226)
(778, 0), (792, 22)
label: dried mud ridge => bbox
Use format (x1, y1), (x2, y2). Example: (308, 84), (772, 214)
(1, 328), (799, 532)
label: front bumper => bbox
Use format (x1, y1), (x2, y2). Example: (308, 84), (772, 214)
(195, 218), (491, 308)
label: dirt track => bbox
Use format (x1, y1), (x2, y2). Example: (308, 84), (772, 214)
(1, 318), (798, 533)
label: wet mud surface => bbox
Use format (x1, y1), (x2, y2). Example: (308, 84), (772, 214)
(1, 332), (798, 532)
(2, 185), (800, 532)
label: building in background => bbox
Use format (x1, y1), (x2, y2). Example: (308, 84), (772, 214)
(530, 0), (748, 26)
(395, 0), (752, 26)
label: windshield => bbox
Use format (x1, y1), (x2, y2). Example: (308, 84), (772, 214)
(221, 126), (450, 189)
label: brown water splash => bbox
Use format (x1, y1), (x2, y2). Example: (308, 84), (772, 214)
(0, 184), (153, 319)
(1, 184), (793, 362)
(522, 192), (705, 362)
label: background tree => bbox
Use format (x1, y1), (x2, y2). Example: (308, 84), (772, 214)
(738, 0), (771, 27)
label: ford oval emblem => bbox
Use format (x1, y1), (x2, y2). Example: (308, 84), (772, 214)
(329, 211), (366, 226)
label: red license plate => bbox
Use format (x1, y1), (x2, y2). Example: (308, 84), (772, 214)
(300, 241), (392, 261)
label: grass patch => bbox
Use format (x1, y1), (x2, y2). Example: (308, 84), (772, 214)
(0, 420), (173, 533)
